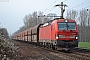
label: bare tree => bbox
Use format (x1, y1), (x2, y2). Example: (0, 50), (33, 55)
(87, 9), (90, 26)
(78, 9), (90, 42)
(0, 28), (9, 38)
(42, 13), (57, 23)
(23, 15), (28, 28)
(23, 11), (38, 28)
(43, 17), (50, 23)
(38, 11), (44, 24)
(78, 9), (88, 26)
(66, 10), (78, 20)
(47, 13), (57, 20)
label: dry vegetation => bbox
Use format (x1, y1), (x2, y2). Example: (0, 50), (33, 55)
(0, 35), (20, 60)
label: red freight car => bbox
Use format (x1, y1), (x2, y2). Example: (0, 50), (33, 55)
(27, 28), (32, 42)
(31, 24), (42, 43)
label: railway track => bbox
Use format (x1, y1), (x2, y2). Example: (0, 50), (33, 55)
(72, 52), (90, 59)
(12, 40), (90, 60)
(32, 43), (90, 60)
(42, 47), (90, 60)
(74, 48), (90, 51)
(32, 44), (90, 60)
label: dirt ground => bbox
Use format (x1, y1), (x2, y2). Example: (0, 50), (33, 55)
(10, 40), (64, 60)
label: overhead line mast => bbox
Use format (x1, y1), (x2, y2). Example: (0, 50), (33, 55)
(55, 2), (67, 19)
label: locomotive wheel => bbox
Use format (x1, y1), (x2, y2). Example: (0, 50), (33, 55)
(44, 42), (46, 48)
(50, 43), (53, 50)
(46, 43), (49, 48)
(40, 42), (43, 47)
(52, 45), (57, 50)
(37, 42), (40, 46)
(50, 43), (52, 49)
(48, 43), (51, 49)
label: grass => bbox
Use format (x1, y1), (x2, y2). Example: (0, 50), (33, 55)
(78, 42), (90, 50)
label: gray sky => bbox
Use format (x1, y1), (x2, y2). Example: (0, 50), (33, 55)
(0, 0), (90, 34)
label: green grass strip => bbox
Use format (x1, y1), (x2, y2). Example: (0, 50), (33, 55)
(78, 42), (90, 49)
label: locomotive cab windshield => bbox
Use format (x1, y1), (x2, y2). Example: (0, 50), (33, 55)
(58, 22), (76, 30)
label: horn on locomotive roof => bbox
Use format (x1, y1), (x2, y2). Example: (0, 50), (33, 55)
(55, 2), (67, 19)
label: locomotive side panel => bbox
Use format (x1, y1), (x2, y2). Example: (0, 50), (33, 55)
(39, 25), (52, 42)
(51, 20), (58, 40)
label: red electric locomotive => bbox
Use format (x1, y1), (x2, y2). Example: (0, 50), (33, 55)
(39, 18), (78, 50)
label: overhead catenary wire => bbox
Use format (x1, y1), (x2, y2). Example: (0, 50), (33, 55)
(44, 0), (90, 16)
(73, 1), (90, 11)
(71, 0), (90, 9)
(84, 5), (90, 9)
(63, 0), (67, 2)
(43, 0), (58, 12)
(44, 0), (89, 13)
(80, 1), (90, 10)
(44, 0), (67, 14)
(67, 6), (71, 10)
(44, 7), (56, 14)
(75, 5), (90, 11)
(66, 0), (90, 12)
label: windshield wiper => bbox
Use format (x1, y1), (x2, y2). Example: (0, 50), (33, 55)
(63, 24), (72, 32)
(63, 27), (67, 31)
(67, 25), (72, 32)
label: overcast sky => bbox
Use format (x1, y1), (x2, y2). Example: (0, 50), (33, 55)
(0, 0), (90, 34)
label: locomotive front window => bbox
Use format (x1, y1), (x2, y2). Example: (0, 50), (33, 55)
(58, 22), (76, 30)
(68, 23), (76, 30)
(58, 23), (66, 30)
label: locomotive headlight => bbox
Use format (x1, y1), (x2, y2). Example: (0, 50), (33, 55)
(56, 36), (59, 39)
(65, 20), (68, 22)
(56, 34), (59, 39)
(75, 36), (78, 39)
